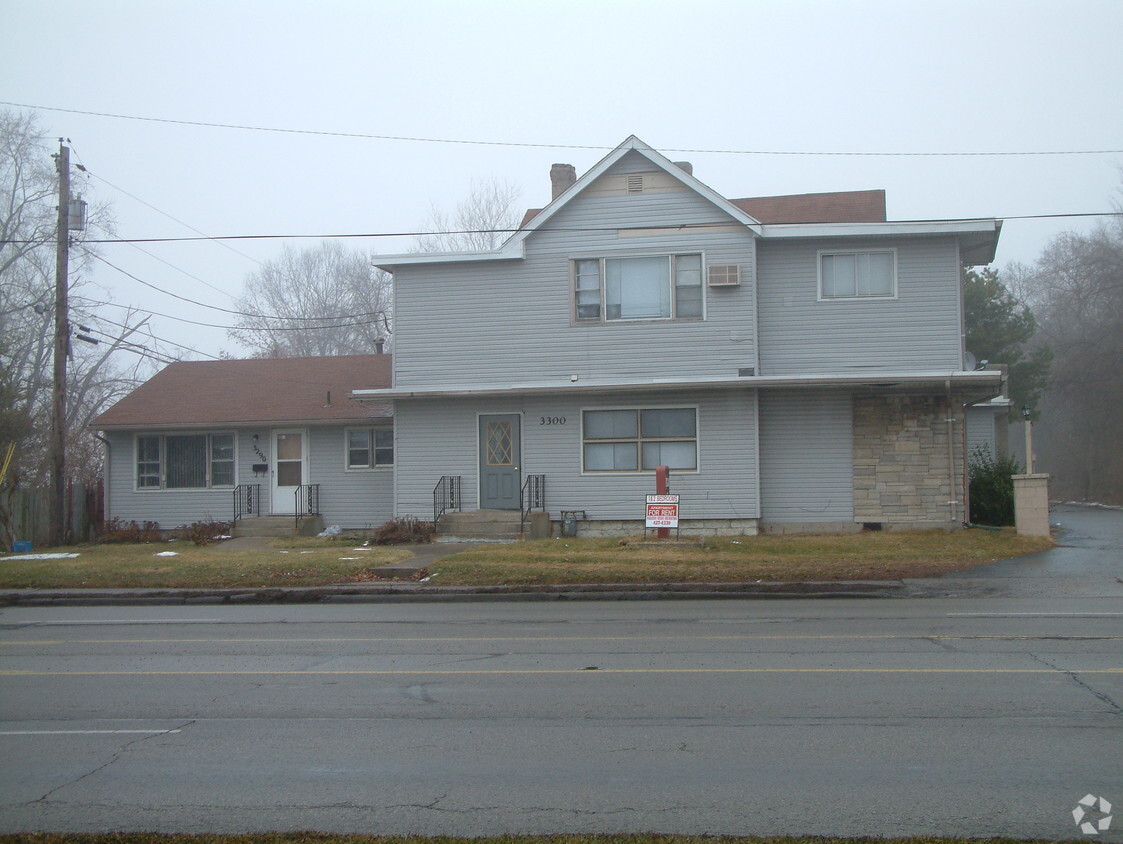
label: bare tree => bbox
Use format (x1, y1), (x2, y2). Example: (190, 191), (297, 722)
(0, 109), (153, 546)
(413, 177), (522, 252)
(1011, 213), (1123, 503)
(227, 241), (392, 357)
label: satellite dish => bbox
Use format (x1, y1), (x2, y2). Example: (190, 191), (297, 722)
(965, 351), (977, 371)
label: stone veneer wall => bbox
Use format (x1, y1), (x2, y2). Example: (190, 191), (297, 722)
(853, 394), (965, 527)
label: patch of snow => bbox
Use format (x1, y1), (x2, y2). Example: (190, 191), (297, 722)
(154, 551), (178, 557)
(338, 557), (360, 561)
(213, 535), (232, 540)
(318, 525), (343, 537)
(3, 553), (80, 560)
(1059, 500), (1123, 511)
(351, 547), (374, 551)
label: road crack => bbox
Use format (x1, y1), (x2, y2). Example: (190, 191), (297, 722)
(31, 721), (194, 804)
(1031, 653), (1122, 714)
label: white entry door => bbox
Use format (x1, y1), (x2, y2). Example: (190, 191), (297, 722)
(271, 429), (306, 514)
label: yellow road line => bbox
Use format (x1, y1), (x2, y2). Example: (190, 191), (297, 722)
(1, 668), (1120, 676)
(3, 634), (1119, 646)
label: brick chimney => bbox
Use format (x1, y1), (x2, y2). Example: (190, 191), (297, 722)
(550, 163), (577, 200)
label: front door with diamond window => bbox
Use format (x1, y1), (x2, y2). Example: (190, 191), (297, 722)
(479, 414), (521, 509)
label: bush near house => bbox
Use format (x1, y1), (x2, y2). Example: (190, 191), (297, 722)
(969, 445), (1020, 526)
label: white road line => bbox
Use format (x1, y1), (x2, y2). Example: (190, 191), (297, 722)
(947, 612), (1123, 617)
(0, 729), (182, 735)
(11, 619), (222, 626)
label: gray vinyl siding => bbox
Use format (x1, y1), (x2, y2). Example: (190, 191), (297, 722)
(757, 237), (963, 375)
(392, 154), (759, 391)
(104, 426), (393, 530)
(965, 406), (998, 461)
(759, 391), (853, 521)
(306, 425), (394, 529)
(104, 429), (239, 528)
(394, 388), (759, 521)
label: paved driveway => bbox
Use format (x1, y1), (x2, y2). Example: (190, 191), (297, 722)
(910, 503), (1123, 599)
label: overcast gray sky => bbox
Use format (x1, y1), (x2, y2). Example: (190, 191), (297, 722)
(3, 0), (1122, 362)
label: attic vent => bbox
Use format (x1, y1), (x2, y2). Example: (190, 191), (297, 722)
(707, 264), (742, 287)
(626, 174), (644, 193)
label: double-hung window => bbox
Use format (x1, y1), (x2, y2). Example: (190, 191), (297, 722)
(346, 427), (394, 469)
(819, 250), (896, 300)
(583, 408), (698, 472)
(136, 433), (235, 489)
(574, 254), (703, 322)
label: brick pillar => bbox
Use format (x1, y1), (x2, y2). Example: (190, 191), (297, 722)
(1012, 473), (1051, 536)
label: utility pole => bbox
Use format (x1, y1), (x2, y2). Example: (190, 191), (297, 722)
(49, 140), (70, 547)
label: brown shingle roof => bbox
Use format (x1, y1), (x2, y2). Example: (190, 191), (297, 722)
(91, 355), (392, 429)
(519, 188), (886, 228)
(729, 189), (886, 224)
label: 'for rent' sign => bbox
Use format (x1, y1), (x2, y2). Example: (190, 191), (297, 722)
(645, 494), (680, 528)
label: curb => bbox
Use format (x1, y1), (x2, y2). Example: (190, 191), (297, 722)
(0, 580), (905, 606)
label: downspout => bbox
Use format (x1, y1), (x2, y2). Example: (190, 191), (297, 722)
(945, 380), (957, 524)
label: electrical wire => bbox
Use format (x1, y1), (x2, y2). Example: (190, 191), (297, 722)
(94, 296), (385, 332)
(17, 210), (1117, 246)
(4, 100), (1122, 157)
(81, 167), (264, 268)
(86, 251), (390, 323)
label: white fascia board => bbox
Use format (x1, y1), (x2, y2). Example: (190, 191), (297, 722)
(760, 219), (1000, 239)
(374, 241), (525, 270)
(352, 370), (1002, 402)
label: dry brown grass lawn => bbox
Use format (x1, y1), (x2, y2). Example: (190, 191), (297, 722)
(0, 539), (412, 589)
(429, 529), (1053, 586)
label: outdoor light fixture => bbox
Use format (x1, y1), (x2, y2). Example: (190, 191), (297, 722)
(1021, 404), (1032, 420)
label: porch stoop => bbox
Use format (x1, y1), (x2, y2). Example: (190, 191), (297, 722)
(232, 515), (324, 538)
(435, 509), (524, 542)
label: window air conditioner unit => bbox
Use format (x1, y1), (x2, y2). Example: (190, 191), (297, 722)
(707, 264), (741, 287)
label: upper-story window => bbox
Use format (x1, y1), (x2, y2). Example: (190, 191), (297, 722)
(574, 253), (703, 322)
(819, 249), (897, 300)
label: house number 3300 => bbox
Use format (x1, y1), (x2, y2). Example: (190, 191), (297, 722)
(539, 416), (566, 426)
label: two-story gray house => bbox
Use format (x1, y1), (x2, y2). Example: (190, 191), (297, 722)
(355, 136), (1003, 536)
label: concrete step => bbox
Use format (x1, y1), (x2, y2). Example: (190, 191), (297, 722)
(232, 516), (300, 538)
(436, 509), (523, 542)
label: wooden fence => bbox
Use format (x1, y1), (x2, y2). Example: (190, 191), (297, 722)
(4, 481), (103, 549)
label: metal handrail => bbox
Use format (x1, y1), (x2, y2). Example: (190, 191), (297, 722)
(433, 475), (462, 525)
(520, 474), (546, 535)
(233, 484), (260, 522)
(294, 484), (320, 531)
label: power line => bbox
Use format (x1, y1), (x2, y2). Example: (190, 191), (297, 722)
(5, 100), (1122, 157)
(95, 295), (385, 332)
(81, 166), (264, 268)
(18, 210), (1119, 246)
(86, 251), (389, 323)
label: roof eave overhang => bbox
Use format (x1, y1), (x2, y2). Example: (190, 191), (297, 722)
(91, 414), (392, 432)
(353, 370), (1003, 403)
(760, 219), (1002, 265)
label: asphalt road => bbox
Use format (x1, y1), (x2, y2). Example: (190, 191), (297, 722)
(0, 504), (1120, 839)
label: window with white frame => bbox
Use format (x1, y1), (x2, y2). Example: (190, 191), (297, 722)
(135, 433), (235, 489)
(819, 250), (896, 299)
(346, 427), (394, 469)
(583, 408), (697, 472)
(574, 254), (703, 322)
